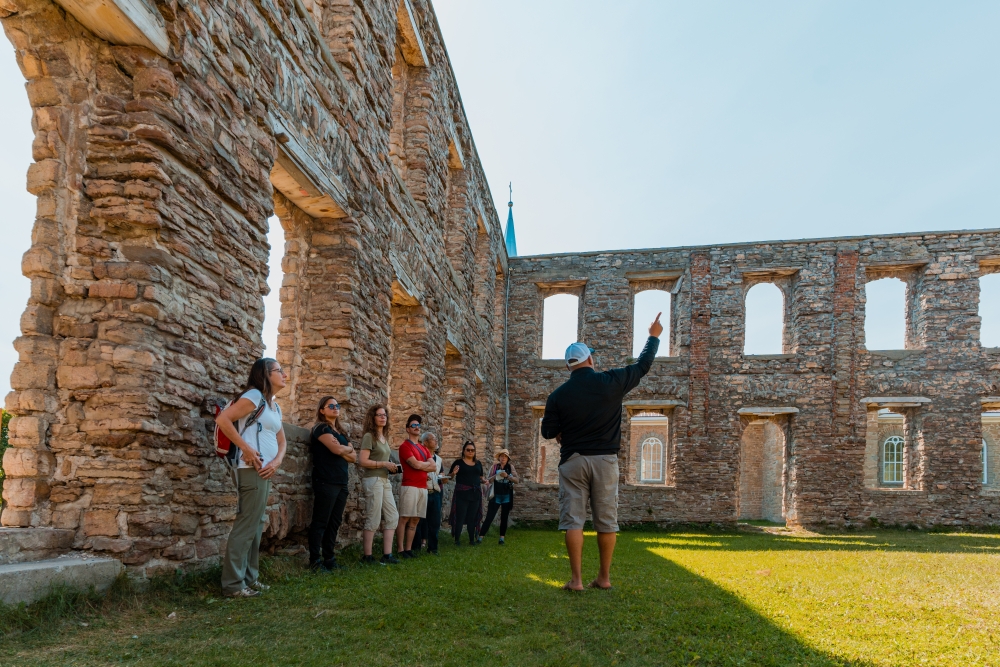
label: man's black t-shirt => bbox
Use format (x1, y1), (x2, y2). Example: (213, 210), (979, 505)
(310, 423), (350, 486)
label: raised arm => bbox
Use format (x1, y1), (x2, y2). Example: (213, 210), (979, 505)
(615, 313), (662, 394)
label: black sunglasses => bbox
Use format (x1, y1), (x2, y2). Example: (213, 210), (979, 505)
(325, 403), (340, 410)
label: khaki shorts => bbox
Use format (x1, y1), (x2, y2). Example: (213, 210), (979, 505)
(399, 485), (428, 518)
(362, 476), (399, 531)
(558, 453), (620, 533)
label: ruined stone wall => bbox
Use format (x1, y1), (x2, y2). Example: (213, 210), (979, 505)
(508, 230), (1000, 528)
(1, 0), (506, 575)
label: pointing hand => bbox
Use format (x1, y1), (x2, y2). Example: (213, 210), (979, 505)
(649, 312), (664, 338)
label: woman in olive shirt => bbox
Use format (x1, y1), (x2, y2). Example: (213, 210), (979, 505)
(358, 404), (401, 565)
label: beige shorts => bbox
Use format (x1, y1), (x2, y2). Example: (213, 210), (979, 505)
(558, 453), (620, 533)
(362, 476), (399, 531)
(399, 485), (428, 518)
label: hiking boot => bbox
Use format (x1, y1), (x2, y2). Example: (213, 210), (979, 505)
(380, 553), (400, 565)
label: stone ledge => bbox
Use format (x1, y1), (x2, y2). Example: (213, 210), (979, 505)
(861, 396), (932, 408)
(0, 527), (74, 565)
(0, 555), (123, 605)
(865, 488), (928, 496)
(742, 354), (796, 360)
(866, 349), (922, 359)
(534, 359), (568, 368)
(737, 406), (799, 417)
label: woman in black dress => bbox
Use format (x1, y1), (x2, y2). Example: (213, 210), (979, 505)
(308, 395), (357, 570)
(449, 441), (485, 545)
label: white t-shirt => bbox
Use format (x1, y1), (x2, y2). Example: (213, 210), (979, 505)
(236, 388), (283, 469)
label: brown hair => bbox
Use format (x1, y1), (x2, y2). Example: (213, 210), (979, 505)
(235, 358), (279, 403)
(314, 395), (345, 434)
(362, 404), (389, 440)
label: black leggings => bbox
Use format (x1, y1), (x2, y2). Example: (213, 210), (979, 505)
(453, 493), (480, 544)
(308, 482), (349, 564)
(480, 499), (512, 537)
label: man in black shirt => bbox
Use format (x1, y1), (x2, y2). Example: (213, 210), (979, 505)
(542, 313), (663, 591)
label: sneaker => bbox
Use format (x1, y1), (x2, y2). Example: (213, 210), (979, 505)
(225, 587), (260, 598)
(309, 561), (326, 572)
(429, 550), (439, 556)
(499, 537), (505, 545)
(454, 539), (461, 546)
(400, 550), (415, 559)
(380, 553), (400, 565)
(249, 581), (270, 592)
(476, 536), (483, 544)
(323, 559), (345, 571)
(361, 555), (379, 565)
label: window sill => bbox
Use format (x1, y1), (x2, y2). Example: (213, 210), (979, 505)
(623, 483), (676, 491)
(865, 487), (926, 495)
(534, 359), (568, 368)
(980, 488), (1000, 497)
(742, 354), (795, 360)
(866, 349), (922, 359)
(983, 347), (1000, 355)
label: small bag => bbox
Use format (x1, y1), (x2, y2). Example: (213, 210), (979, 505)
(213, 398), (266, 467)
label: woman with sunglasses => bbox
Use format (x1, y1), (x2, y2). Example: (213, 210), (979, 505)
(308, 395), (357, 571)
(215, 358), (287, 598)
(449, 441), (485, 545)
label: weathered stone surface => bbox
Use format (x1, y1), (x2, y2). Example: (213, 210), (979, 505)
(508, 233), (1000, 528)
(0, 555), (123, 604)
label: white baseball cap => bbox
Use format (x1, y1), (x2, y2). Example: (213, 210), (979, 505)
(564, 342), (594, 367)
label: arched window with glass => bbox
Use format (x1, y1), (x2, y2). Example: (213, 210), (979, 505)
(882, 435), (904, 485)
(640, 436), (664, 483)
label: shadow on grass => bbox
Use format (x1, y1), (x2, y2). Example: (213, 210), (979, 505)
(517, 532), (866, 666)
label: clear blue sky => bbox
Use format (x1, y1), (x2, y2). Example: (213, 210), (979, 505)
(2, 1), (1000, 397)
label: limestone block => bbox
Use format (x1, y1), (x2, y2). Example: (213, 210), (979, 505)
(82, 510), (120, 537)
(2, 478), (49, 507)
(8, 416), (49, 447)
(56, 365), (101, 389)
(0, 509), (31, 528)
(0, 556), (123, 605)
(1, 448), (55, 478)
(92, 483), (142, 505)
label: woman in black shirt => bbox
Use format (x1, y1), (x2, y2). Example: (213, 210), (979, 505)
(449, 441), (485, 545)
(308, 395), (357, 570)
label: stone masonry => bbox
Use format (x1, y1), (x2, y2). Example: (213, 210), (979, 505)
(0, 0), (506, 576)
(1, 0), (999, 580)
(507, 232), (1000, 527)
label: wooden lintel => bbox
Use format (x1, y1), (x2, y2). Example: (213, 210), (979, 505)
(396, 0), (429, 67)
(55, 0), (170, 56)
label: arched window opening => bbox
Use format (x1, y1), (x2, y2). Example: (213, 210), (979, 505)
(633, 289), (670, 357)
(980, 273), (1000, 347)
(882, 435), (904, 484)
(541, 294), (579, 359)
(0, 53), (33, 403)
(744, 283), (784, 355)
(262, 215), (285, 356)
(865, 278), (906, 350)
(640, 437), (664, 482)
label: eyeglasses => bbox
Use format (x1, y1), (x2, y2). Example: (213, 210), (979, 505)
(375, 412), (387, 418)
(408, 423), (421, 429)
(325, 403), (340, 410)
(269, 367), (287, 376)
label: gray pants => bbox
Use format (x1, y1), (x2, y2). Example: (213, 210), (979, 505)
(222, 468), (271, 594)
(558, 453), (620, 533)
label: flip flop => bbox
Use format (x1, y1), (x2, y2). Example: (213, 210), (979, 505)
(562, 583), (585, 592)
(588, 580), (613, 590)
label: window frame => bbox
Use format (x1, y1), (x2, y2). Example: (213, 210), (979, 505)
(639, 436), (664, 483)
(882, 435), (905, 485)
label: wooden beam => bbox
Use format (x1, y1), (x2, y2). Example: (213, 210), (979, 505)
(54, 0), (169, 56)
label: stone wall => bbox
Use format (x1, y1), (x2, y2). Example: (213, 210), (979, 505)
(507, 231), (1000, 528)
(0, 0), (506, 575)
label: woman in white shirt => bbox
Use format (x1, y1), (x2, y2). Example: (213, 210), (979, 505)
(215, 358), (287, 598)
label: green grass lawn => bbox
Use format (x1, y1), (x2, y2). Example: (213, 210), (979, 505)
(3, 526), (1000, 666)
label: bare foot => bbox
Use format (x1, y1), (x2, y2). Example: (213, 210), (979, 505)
(562, 581), (584, 592)
(589, 579), (613, 590)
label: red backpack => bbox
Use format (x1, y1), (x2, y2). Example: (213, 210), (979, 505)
(213, 399), (266, 466)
